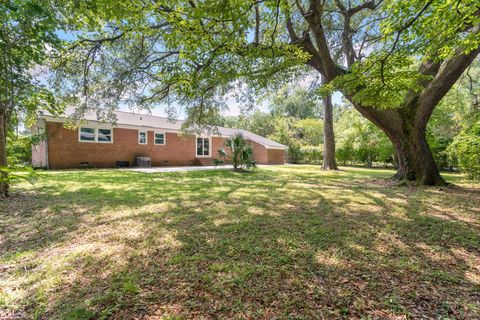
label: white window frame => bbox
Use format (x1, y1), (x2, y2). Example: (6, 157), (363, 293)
(78, 127), (113, 143)
(154, 131), (166, 145)
(195, 136), (212, 158)
(96, 128), (113, 143)
(138, 130), (148, 145)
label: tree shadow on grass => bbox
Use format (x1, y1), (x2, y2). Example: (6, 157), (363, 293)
(1, 167), (479, 319)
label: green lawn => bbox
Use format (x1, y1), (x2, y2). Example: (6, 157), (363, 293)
(1, 166), (479, 319)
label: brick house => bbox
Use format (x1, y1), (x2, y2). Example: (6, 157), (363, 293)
(31, 109), (287, 169)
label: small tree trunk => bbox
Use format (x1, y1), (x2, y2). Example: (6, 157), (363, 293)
(0, 107), (9, 197)
(366, 154), (372, 168)
(321, 76), (338, 170)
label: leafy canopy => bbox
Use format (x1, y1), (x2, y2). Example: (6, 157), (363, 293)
(55, 0), (480, 121)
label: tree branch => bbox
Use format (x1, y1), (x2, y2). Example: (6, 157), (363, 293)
(254, 3), (260, 44)
(417, 45), (480, 127)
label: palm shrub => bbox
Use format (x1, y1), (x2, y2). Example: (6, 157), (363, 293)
(225, 133), (256, 170)
(214, 148), (227, 167)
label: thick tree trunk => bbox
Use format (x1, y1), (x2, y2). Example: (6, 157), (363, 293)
(351, 101), (446, 186)
(0, 107), (9, 197)
(390, 128), (445, 186)
(321, 76), (337, 170)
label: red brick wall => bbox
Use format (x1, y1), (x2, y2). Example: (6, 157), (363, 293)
(248, 140), (268, 164)
(267, 149), (286, 164)
(45, 122), (284, 168)
(247, 140), (285, 164)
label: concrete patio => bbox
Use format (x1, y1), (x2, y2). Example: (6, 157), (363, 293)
(128, 165), (235, 173)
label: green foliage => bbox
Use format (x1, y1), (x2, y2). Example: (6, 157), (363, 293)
(0, 0), (68, 196)
(299, 146), (323, 165)
(427, 59), (480, 172)
(0, 166), (38, 185)
(333, 0), (480, 109)
(213, 148), (227, 167)
(0, 0), (65, 122)
(225, 133), (256, 170)
(335, 55), (429, 108)
(380, 0), (480, 61)
(336, 143), (355, 166)
(213, 158), (225, 167)
(54, 0), (479, 119)
(448, 118), (480, 179)
(335, 108), (395, 167)
(54, 0), (311, 123)
(286, 144), (302, 164)
(294, 118), (324, 146)
(270, 87), (321, 119)
(6, 134), (39, 166)
(218, 112), (276, 138)
(267, 117), (295, 147)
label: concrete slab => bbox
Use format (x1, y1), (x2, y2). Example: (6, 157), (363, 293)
(129, 165), (234, 173)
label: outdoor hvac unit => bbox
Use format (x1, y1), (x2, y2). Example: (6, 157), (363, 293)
(135, 157), (151, 168)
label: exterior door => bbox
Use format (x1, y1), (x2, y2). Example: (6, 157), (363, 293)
(196, 137), (210, 157)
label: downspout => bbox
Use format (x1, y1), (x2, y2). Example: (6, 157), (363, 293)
(43, 118), (49, 169)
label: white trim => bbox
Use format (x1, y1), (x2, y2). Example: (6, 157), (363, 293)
(154, 131), (166, 145)
(265, 146), (286, 150)
(138, 130), (148, 145)
(78, 127), (96, 143)
(78, 126), (113, 144)
(97, 127), (114, 144)
(195, 136), (212, 158)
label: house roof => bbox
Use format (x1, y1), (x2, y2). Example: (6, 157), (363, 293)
(41, 108), (287, 149)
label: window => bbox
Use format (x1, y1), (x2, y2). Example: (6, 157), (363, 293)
(80, 127), (95, 141)
(79, 127), (113, 143)
(138, 131), (147, 144)
(97, 129), (112, 142)
(154, 132), (165, 145)
(196, 137), (210, 157)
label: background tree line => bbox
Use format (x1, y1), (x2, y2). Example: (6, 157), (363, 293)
(212, 60), (480, 178)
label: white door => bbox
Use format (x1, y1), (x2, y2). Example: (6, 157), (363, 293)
(196, 137), (210, 157)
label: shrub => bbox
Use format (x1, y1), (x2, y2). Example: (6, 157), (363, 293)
(225, 133), (256, 170)
(336, 144), (355, 165)
(286, 144), (302, 164)
(7, 135), (35, 165)
(299, 146), (323, 164)
(448, 123), (480, 179)
(213, 158), (225, 167)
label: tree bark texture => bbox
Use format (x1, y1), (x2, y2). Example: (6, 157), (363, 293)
(0, 106), (9, 197)
(321, 76), (338, 170)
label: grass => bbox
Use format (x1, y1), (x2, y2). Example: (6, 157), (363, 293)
(0, 165), (479, 319)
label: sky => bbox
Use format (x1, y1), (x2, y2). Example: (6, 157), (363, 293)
(120, 86), (345, 119)
(56, 30), (345, 119)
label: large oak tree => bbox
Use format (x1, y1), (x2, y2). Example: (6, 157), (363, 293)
(57, 0), (480, 185)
